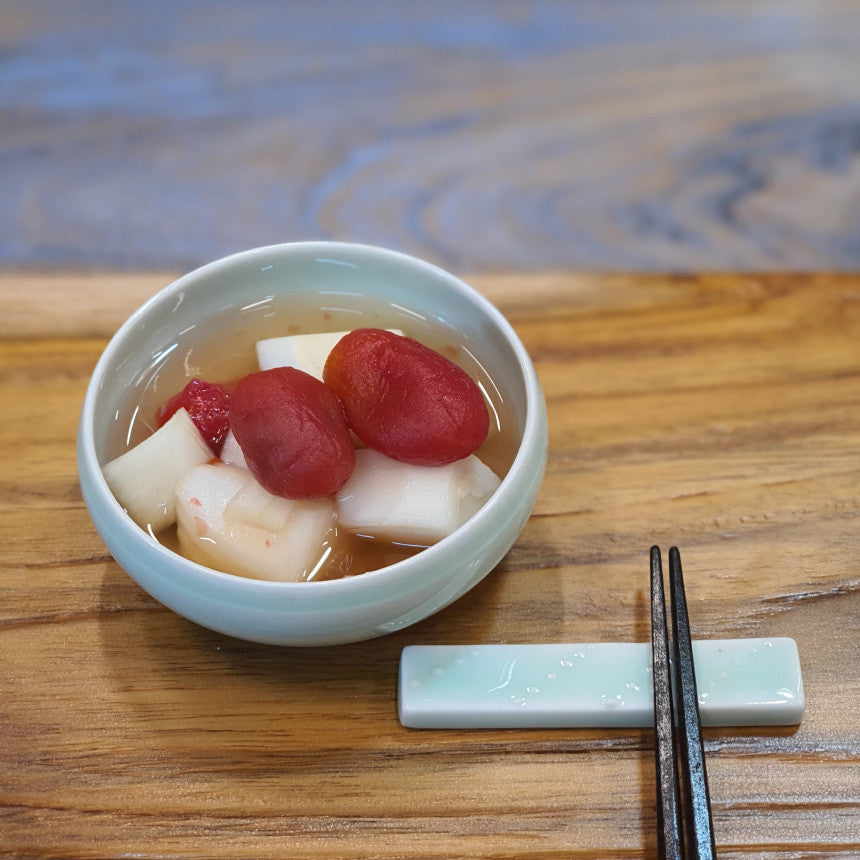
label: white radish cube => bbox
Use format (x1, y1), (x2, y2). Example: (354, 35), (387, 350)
(102, 408), (212, 533)
(224, 478), (295, 532)
(256, 329), (402, 380)
(256, 330), (347, 380)
(175, 463), (336, 582)
(219, 429), (248, 470)
(336, 449), (501, 545)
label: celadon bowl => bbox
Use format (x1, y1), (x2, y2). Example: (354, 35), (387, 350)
(77, 242), (548, 646)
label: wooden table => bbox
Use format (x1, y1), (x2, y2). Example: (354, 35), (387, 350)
(3, 2), (860, 273)
(2, 271), (858, 858)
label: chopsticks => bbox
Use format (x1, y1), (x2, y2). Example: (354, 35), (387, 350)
(650, 546), (717, 859)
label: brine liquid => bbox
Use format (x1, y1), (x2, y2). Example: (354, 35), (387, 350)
(105, 292), (520, 581)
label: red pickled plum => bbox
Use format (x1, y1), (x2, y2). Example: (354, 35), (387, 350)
(323, 329), (490, 466)
(157, 378), (230, 455)
(229, 367), (355, 499)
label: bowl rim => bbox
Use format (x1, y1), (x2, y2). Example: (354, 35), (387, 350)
(78, 241), (546, 595)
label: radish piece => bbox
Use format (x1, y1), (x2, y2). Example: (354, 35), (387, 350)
(256, 329), (403, 379)
(336, 448), (501, 544)
(224, 478), (295, 532)
(102, 408), (212, 532)
(219, 429), (248, 470)
(175, 462), (336, 582)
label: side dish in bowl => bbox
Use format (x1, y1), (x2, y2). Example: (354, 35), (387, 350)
(77, 242), (547, 645)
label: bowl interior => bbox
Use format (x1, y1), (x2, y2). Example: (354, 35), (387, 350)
(89, 243), (530, 471)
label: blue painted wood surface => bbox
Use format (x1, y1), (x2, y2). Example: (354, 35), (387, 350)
(2, 1), (859, 271)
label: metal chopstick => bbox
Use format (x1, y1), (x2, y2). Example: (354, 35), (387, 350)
(651, 546), (683, 858)
(650, 546), (717, 859)
(668, 546), (716, 858)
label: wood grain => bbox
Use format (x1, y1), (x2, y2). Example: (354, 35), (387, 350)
(2, 2), (860, 272)
(1, 271), (859, 858)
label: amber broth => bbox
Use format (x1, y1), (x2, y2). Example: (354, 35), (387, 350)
(105, 292), (520, 581)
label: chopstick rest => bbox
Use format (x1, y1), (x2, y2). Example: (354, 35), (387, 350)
(398, 638), (803, 729)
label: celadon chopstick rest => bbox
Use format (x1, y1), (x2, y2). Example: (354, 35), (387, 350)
(398, 638), (803, 729)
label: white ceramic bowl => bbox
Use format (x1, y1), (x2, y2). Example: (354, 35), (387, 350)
(77, 242), (547, 646)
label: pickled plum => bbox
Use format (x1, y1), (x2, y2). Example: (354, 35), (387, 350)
(323, 328), (490, 466)
(229, 367), (355, 500)
(157, 378), (230, 455)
